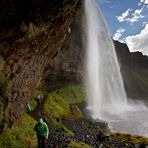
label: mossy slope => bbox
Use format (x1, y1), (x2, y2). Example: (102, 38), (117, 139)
(110, 132), (148, 144)
(0, 113), (37, 148)
(68, 141), (92, 148)
(44, 85), (85, 122)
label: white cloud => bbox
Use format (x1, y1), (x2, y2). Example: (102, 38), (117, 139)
(142, 21), (147, 26)
(116, 9), (132, 22)
(130, 7), (145, 23)
(125, 24), (148, 56)
(126, 14), (144, 24)
(138, 2), (142, 6)
(113, 28), (125, 41)
(134, 7), (144, 15)
(116, 7), (145, 25)
(140, 0), (148, 4)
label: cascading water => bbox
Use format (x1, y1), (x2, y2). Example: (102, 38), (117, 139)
(84, 0), (148, 137)
(84, 0), (128, 118)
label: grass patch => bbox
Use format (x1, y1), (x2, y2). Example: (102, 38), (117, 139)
(54, 85), (85, 104)
(110, 132), (148, 144)
(68, 141), (92, 148)
(44, 91), (70, 118)
(61, 125), (75, 136)
(0, 113), (37, 148)
(44, 85), (84, 120)
(44, 85), (85, 135)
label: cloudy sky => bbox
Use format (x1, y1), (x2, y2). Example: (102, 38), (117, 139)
(97, 0), (148, 56)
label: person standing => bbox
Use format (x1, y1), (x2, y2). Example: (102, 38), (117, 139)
(36, 95), (42, 113)
(34, 118), (49, 148)
(26, 103), (32, 113)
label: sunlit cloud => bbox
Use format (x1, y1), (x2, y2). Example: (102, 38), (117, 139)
(116, 9), (132, 22)
(140, 0), (148, 4)
(116, 7), (145, 25)
(126, 15), (144, 24)
(125, 24), (148, 56)
(113, 28), (125, 41)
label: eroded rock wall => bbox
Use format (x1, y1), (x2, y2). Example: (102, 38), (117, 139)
(0, 0), (81, 129)
(114, 41), (148, 100)
(43, 13), (84, 91)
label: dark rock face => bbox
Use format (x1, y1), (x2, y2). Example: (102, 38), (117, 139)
(114, 41), (148, 100)
(4, 18), (73, 128)
(0, 0), (81, 129)
(0, 0), (81, 42)
(43, 13), (84, 91)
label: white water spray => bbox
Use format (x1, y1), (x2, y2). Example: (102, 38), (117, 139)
(84, 0), (148, 136)
(84, 0), (128, 118)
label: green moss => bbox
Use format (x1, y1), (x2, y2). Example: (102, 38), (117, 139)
(44, 85), (84, 121)
(24, 22), (49, 40)
(110, 132), (148, 144)
(44, 92), (70, 118)
(44, 85), (84, 135)
(68, 141), (92, 148)
(61, 125), (75, 136)
(55, 85), (85, 104)
(0, 113), (37, 148)
(0, 56), (4, 71)
(64, 105), (83, 120)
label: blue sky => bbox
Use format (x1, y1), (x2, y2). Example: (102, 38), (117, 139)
(96, 0), (148, 55)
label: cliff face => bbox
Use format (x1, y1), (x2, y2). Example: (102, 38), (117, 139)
(0, 0), (81, 130)
(114, 41), (148, 100)
(0, 0), (80, 43)
(43, 14), (84, 92)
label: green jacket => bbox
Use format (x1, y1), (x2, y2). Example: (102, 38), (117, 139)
(34, 118), (49, 137)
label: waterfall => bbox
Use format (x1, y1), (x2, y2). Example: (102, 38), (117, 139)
(84, 0), (128, 119)
(83, 0), (148, 137)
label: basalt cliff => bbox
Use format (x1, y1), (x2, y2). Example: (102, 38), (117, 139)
(114, 41), (148, 100)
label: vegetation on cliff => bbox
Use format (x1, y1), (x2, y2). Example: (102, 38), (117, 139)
(44, 85), (85, 119)
(44, 85), (84, 130)
(0, 113), (37, 148)
(110, 132), (148, 145)
(68, 141), (92, 148)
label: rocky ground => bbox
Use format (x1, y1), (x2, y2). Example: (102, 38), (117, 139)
(44, 119), (148, 148)
(31, 101), (148, 148)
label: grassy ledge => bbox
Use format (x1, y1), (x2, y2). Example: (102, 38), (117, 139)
(43, 85), (85, 135)
(68, 141), (92, 148)
(44, 85), (84, 120)
(110, 132), (148, 144)
(0, 113), (37, 148)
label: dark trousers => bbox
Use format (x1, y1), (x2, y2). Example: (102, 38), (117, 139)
(38, 102), (43, 114)
(37, 135), (46, 148)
